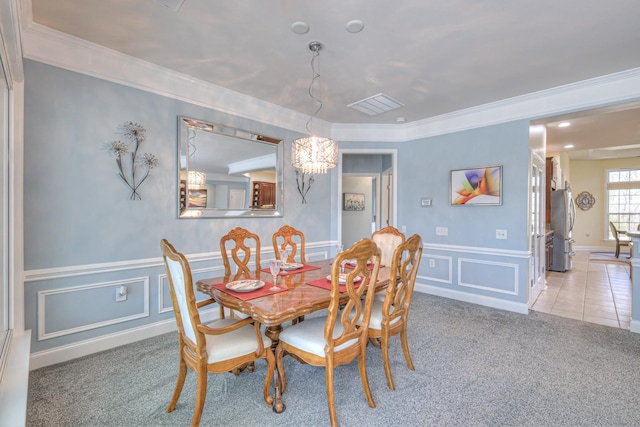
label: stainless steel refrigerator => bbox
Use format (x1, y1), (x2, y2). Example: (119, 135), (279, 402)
(550, 188), (576, 272)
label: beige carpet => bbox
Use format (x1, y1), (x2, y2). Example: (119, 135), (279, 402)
(589, 251), (631, 263)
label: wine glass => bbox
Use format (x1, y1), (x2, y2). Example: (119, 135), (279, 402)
(279, 248), (290, 264)
(269, 259), (282, 291)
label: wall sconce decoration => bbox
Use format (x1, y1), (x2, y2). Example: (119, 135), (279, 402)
(295, 170), (314, 204)
(104, 121), (158, 200)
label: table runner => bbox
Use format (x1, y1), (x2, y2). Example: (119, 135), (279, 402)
(260, 263), (321, 276)
(210, 280), (288, 301)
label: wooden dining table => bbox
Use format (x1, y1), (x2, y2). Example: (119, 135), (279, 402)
(195, 259), (391, 413)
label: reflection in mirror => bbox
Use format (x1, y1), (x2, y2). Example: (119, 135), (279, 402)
(178, 116), (283, 218)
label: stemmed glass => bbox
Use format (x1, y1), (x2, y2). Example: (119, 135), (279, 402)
(279, 248), (290, 264)
(269, 259), (283, 291)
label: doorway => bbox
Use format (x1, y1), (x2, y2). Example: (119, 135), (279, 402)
(338, 149), (397, 249)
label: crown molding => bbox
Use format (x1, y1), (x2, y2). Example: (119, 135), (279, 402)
(18, 12), (640, 143)
(332, 67), (640, 142)
(19, 21), (320, 135)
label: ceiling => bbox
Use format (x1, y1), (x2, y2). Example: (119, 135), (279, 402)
(28, 0), (640, 157)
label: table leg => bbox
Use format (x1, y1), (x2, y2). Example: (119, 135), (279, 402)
(265, 324), (285, 413)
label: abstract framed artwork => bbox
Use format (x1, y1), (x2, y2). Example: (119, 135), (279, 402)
(188, 189), (207, 208)
(343, 192), (365, 211)
(450, 165), (502, 206)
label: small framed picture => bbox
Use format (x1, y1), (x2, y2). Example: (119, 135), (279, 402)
(343, 193), (365, 211)
(450, 165), (502, 206)
(188, 189), (207, 208)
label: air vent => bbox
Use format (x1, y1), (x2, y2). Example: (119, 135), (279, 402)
(347, 93), (404, 116)
(150, 0), (186, 12)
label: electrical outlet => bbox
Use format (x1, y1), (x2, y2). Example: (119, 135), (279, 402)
(116, 285), (128, 302)
(429, 259), (435, 268)
(436, 227), (448, 236)
(496, 229), (507, 239)
(401, 225), (407, 233)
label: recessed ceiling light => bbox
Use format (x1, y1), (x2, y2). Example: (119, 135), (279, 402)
(396, 117), (406, 124)
(345, 20), (364, 33)
(564, 144), (574, 149)
(291, 21), (310, 34)
(558, 122), (570, 128)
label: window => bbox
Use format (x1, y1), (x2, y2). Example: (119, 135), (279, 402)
(606, 168), (640, 239)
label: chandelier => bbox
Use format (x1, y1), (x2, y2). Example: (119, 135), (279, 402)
(187, 128), (206, 189)
(292, 41), (338, 175)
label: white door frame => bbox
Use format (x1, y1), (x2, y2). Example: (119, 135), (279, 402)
(337, 149), (398, 247)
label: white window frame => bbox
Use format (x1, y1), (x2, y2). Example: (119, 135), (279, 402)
(605, 168), (640, 240)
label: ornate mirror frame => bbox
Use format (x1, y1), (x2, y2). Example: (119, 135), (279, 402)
(178, 116), (284, 218)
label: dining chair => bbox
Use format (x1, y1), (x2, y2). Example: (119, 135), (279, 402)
(220, 226), (262, 275)
(371, 226), (405, 301)
(160, 239), (275, 427)
(365, 234), (423, 390)
(220, 227), (262, 319)
(272, 225), (306, 263)
(275, 238), (381, 427)
(609, 221), (631, 258)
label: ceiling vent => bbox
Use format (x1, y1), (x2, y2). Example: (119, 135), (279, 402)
(150, 0), (186, 12)
(347, 93), (404, 116)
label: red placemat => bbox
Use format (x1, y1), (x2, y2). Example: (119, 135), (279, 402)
(210, 280), (288, 301)
(260, 263), (321, 276)
(305, 277), (363, 293)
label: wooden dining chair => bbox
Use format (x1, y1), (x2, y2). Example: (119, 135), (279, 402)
(160, 239), (275, 427)
(220, 227), (261, 319)
(609, 221), (631, 258)
(366, 234), (423, 390)
(371, 226), (405, 301)
(275, 238), (381, 427)
(272, 225), (306, 263)
(220, 226), (262, 275)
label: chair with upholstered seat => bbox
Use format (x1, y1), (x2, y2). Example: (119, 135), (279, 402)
(366, 234), (422, 390)
(371, 226), (406, 266)
(272, 225), (306, 263)
(609, 221), (631, 258)
(275, 238), (381, 427)
(371, 226), (405, 301)
(160, 239), (275, 427)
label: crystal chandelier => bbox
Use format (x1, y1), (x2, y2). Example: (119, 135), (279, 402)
(292, 41), (338, 175)
(187, 128), (206, 189)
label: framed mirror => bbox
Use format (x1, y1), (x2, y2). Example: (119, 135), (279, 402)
(178, 116), (283, 218)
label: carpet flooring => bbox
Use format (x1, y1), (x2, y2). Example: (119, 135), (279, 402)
(27, 293), (640, 426)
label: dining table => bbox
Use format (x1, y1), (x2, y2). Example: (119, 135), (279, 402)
(195, 259), (391, 413)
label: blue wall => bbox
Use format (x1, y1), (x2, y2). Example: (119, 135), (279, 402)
(23, 59), (532, 358)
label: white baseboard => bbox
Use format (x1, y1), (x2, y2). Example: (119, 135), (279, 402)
(630, 320), (640, 334)
(414, 282), (529, 315)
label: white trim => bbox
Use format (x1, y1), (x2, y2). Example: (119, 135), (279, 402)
(16, 9), (640, 146)
(0, 330), (30, 427)
(458, 258), (519, 296)
(337, 149), (398, 247)
(24, 240), (335, 282)
(424, 242), (530, 259)
(414, 282), (528, 315)
(332, 68), (640, 142)
(37, 278), (150, 341)
(158, 266), (222, 314)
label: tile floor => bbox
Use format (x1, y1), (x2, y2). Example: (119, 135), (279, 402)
(531, 251), (632, 329)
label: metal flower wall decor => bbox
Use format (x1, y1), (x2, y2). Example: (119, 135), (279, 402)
(104, 121), (159, 200)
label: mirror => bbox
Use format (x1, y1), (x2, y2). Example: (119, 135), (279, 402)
(178, 116), (283, 218)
